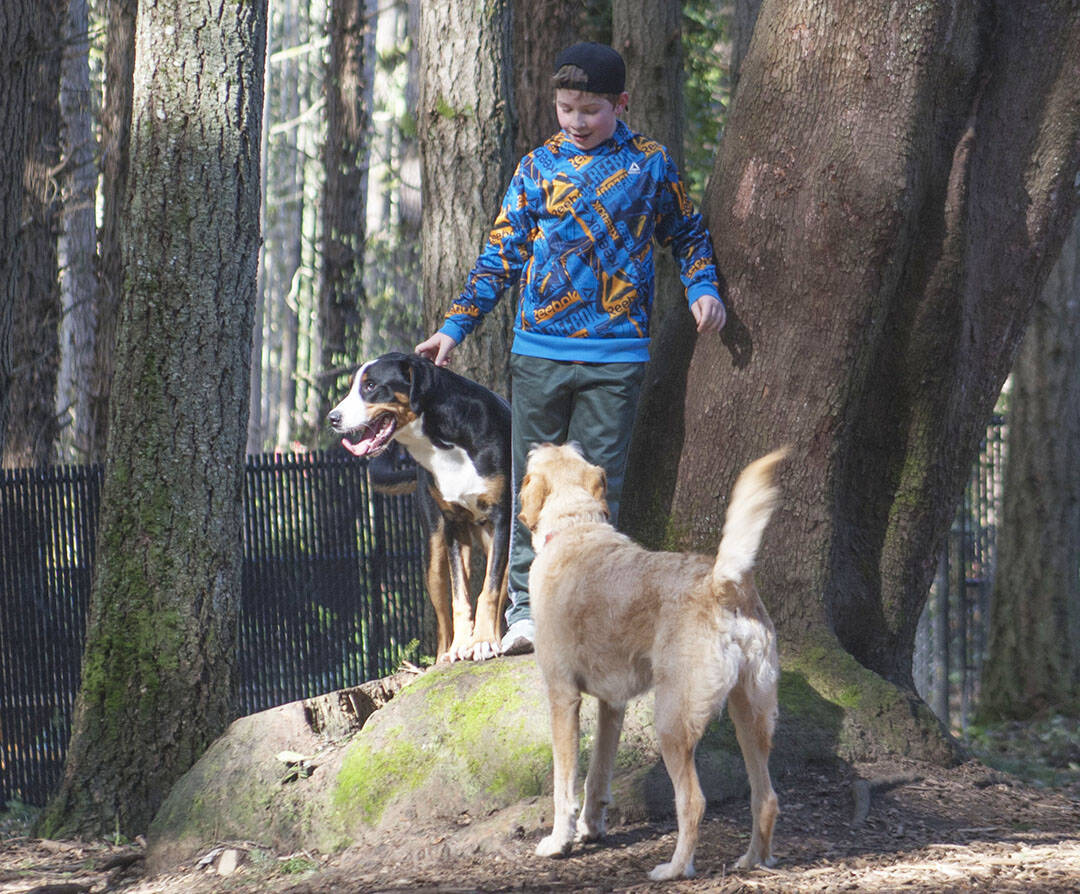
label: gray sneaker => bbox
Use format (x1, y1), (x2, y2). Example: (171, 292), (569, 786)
(501, 618), (535, 655)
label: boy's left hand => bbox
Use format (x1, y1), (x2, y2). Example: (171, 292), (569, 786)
(691, 295), (726, 333)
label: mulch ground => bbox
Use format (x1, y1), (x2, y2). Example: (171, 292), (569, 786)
(3, 724), (1079, 893)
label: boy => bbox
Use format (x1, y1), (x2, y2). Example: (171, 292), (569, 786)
(416, 41), (725, 655)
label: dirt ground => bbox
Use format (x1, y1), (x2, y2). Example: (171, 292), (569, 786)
(3, 720), (1079, 893)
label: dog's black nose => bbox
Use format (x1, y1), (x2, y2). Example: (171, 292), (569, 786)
(328, 409), (341, 429)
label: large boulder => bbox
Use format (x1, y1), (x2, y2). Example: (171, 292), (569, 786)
(148, 655), (840, 870)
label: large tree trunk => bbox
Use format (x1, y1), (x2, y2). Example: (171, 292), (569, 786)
(614, 0), (697, 546)
(89, 0), (137, 463)
(638, 0), (1080, 761)
(418, 0), (515, 395)
(979, 215), (1080, 720)
(512, 0), (578, 158)
(320, 0), (373, 419)
(4, 0), (66, 468)
(40, 0), (267, 837)
(56, 0), (98, 463)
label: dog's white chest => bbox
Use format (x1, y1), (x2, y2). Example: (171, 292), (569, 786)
(396, 419), (489, 517)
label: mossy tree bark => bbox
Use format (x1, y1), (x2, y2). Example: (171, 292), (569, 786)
(40, 0), (268, 837)
(979, 215), (1080, 720)
(626, 1), (1080, 761)
(418, 0), (515, 396)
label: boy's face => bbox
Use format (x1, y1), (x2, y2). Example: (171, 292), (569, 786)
(555, 88), (627, 151)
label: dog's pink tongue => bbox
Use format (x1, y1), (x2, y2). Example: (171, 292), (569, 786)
(341, 437), (373, 457)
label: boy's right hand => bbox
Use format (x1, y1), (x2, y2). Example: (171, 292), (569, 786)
(415, 332), (458, 367)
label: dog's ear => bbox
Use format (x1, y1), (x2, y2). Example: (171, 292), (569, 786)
(587, 465), (610, 518)
(518, 472), (548, 531)
(405, 354), (438, 412)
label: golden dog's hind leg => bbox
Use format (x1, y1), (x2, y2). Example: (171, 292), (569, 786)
(577, 699), (624, 842)
(536, 688), (582, 858)
(650, 693), (706, 881)
(727, 683), (779, 869)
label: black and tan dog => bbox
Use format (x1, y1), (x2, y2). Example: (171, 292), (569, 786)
(519, 443), (785, 880)
(328, 352), (512, 663)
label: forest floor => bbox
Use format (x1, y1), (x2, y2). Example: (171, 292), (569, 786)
(2, 716), (1078, 893)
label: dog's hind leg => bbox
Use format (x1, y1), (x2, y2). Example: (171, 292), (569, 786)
(536, 686), (582, 858)
(649, 690), (707, 880)
(727, 681), (779, 869)
(577, 699), (624, 842)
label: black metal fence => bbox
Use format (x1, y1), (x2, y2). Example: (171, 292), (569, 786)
(0, 423), (1010, 809)
(913, 415), (1008, 733)
(1, 450), (427, 807)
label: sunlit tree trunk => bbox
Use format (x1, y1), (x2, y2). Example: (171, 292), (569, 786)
(634, 0), (1080, 761)
(41, 0), (267, 837)
(980, 215), (1080, 720)
(89, 0), (136, 463)
(418, 0), (515, 395)
(56, 0), (98, 463)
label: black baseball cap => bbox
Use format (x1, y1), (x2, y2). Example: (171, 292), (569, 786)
(553, 42), (625, 95)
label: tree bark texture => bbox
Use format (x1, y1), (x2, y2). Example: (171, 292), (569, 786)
(56, 0), (98, 462)
(3, 0), (66, 468)
(418, 0), (515, 396)
(89, 0), (137, 463)
(613, 0), (698, 547)
(642, 1), (1080, 757)
(41, 0), (268, 837)
(980, 215), (1080, 720)
(320, 0), (373, 417)
(511, 0), (579, 158)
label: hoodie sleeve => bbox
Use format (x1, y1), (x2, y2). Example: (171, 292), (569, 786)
(439, 161), (536, 343)
(653, 152), (723, 309)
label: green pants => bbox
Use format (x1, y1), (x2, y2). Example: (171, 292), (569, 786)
(506, 354), (645, 626)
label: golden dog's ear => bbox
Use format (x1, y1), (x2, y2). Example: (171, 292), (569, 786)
(518, 472), (548, 531)
(587, 465), (610, 518)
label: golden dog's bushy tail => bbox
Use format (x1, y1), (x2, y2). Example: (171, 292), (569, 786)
(712, 448), (788, 589)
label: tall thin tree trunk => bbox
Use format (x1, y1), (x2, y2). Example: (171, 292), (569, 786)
(89, 0), (136, 463)
(418, 0), (515, 395)
(5, 0), (66, 468)
(320, 0), (372, 423)
(980, 214), (1080, 719)
(56, 0), (98, 463)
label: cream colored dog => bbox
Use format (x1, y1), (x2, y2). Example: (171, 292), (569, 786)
(518, 443), (785, 881)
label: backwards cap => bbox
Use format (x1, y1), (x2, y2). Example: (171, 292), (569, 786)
(553, 42), (625, 95)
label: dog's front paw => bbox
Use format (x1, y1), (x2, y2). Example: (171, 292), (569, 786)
(535, 833), (573, 858)
(648, 858), (694, 881)
(734, 850), (775, 870)
(575, 813), (605, 843)
(468, 638), (500, 661)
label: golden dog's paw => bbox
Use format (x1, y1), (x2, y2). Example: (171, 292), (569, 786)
(535, 833), (573, 858)
(648, 859), (694, 881)
(575, 815), (605, 843)
(734, 850), (775, 870)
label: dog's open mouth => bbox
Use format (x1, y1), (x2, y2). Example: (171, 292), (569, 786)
(340, 413), (397, 458)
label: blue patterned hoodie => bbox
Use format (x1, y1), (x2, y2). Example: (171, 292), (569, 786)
(439, 120), (721, 363)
